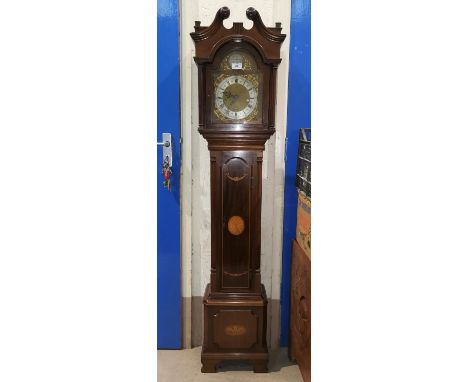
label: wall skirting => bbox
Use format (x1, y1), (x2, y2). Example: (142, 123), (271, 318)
(190, 296), (203, 347)
(181, 297), (192, 349)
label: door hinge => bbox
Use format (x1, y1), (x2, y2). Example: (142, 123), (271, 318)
(284, 137), (288, 162)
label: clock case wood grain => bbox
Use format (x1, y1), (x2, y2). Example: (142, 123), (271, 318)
(191, 7), (285, 373)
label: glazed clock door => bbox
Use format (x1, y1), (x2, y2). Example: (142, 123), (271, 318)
(207, 46), (267, 127)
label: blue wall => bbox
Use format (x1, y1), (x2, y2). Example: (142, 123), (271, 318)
(280, 0), (311, 347)
(157, 0), (181, 349)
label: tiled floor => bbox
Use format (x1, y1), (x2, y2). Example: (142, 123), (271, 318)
(157, 346), (303, 382)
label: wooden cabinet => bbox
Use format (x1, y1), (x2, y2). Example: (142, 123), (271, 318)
(290, 239), (311, 382)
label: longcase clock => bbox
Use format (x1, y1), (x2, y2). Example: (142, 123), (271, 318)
(190, 7), (286, 373)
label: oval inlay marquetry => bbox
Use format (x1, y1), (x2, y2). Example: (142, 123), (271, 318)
(227, 215), (245, 236)
(224, 324), (246, 336)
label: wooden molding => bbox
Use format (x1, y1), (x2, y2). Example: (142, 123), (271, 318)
(191, 7), (286, 64)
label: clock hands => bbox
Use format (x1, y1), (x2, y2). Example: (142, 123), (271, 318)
(219, 79), (255, 118)
(224, 90), (239, 107)
(230, 94), (239, 106)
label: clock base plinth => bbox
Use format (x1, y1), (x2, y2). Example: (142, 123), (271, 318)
(201, 284), (269, 373)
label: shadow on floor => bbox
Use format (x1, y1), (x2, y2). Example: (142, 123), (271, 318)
(157, 346), (303, 382)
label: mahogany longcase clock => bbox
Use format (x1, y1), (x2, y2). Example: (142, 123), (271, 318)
(190, 7), (286, 373)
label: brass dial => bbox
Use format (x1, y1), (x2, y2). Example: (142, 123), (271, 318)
(215, 75), (258, 120)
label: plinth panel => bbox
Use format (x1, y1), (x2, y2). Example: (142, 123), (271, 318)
(213, 309), (258, 349)
(201, 284), (268, 373)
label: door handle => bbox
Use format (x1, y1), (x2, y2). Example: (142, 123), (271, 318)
(158, 132), (173, 191)
(157, 132), (172, 167)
